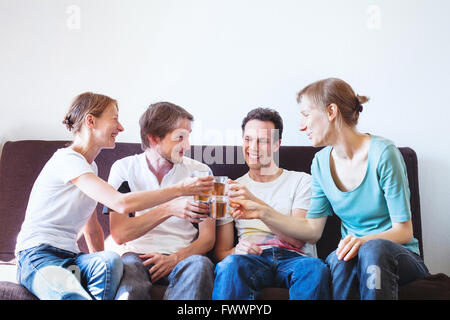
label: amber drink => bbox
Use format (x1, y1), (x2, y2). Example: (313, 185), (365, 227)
(194, 193), (211, 202)
(210, 196), (228, 219)
(213, 176), (228, 196)
(191, 170), (212, 202)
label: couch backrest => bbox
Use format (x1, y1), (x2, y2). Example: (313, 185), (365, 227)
(0, 140), (423, 261)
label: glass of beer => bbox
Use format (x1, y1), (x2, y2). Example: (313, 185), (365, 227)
(213, 176), (228, 196)
(210, 195), (229, 219)
(190, 170), (213, 202)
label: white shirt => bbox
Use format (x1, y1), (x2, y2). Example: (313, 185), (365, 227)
(218, 169), (317, 257)
(105, 153), (212, 255)
(15, 148), (98, 255)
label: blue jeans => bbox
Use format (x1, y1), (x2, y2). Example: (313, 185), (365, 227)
(326, 239), (429, 300)
(213, 247), (331, 300)
(114, 252), (215, 300)
(17, 244), (123, 300)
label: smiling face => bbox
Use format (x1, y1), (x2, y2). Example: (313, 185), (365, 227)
(242, 119), (280, 170)
(150, 117), (192, 164)
(298, 94), (333, 147)
(91, 102), (124, 149)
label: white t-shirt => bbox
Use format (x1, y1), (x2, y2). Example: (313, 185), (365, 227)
(217, 169), (317, 257)
(104, 153), (212, 255)
(15, 148), (98, 255)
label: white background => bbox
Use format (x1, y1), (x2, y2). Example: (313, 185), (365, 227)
(1, 0), (449, 275)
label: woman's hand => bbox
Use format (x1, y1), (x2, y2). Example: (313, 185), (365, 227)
(177, 176), (213, 197)
(336, 235), (366, 261)
(228, 198), (269, 220)
(234, 240), (263, 256)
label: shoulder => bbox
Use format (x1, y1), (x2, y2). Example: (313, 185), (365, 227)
(181, 156), (212, 172)
(370, 135), (402, 163)
(311, 146), (331, 171)
(113, 153), (142, 166)
(370, 135), (396, 152)
(367, 136), (408, 178)
(281, 169), (311, 183)
(54, 147), (85, 161)
(235, 173), (250, 184)
(110, 153), (143, 174)
(313, 146), (331, 161)
(53, 148), (92, 169)
(281, 169), (312, 195)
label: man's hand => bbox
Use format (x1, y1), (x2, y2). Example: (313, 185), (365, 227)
(227, 179), (259, 202)
(234, 240), (263, 256)
(164, 197), (211, 223)
(177, 176), (214, 197)
(140, 252), (178, 283)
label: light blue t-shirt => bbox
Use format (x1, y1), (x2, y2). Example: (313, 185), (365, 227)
(306, 135), (420, 255)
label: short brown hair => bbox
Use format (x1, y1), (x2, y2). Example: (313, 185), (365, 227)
(241, 108), (283, 141)
(297, 78), (369, 126)
(139, 102), (194, 150)
(63, 92), (117, 133)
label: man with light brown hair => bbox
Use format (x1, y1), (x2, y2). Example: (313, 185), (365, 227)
(103, 101), (216, 300)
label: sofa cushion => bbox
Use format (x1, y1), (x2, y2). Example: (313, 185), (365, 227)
(398, 273), (450, 300)
(0, 281), (38, 300)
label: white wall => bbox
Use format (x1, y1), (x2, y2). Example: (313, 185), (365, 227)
(1, 0), (449, 274)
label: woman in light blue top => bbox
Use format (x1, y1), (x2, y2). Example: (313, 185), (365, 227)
(230, 78), (429, 299)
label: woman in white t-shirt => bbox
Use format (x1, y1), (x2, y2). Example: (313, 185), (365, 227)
(15, 92), (213, 300)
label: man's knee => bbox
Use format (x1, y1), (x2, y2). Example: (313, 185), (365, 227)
(295, 257), (330, 279)
(215, 254), (248, 275)
(121, 252), (145, 269)
(173, 255), (214, 279)
(115, 252), (151, 300)
(120, 252), (150, 282)
(182, 255), (214, 270)
(91, 251), (123, 281)
(103, 251), (123, 269)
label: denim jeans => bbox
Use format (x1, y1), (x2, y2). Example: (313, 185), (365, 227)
(213, 247), (331, 300)
(114, 252), (215, 300)
(17, 243), (123, 300)
(326, 239), (430, 300)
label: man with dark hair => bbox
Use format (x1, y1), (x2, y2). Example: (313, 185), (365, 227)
(212, 108), (330, 300)
(241, 107), (283, 141)
(103, 101), (216, 300)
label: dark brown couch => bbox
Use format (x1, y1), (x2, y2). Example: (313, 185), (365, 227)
(1, 140), (449, 300)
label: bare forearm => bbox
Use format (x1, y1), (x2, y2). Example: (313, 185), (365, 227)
(270, 229), (306, 248)
(361, 222), (413, 245)
(173, 235), (214, 263)
(110, 205), (172, 245)
(260, 207), (322, 243)
(214, 247), (235, 262)
(118, 185), (182, 215)
(173, 219), (216, 262)
(83, 225), (105, 252)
